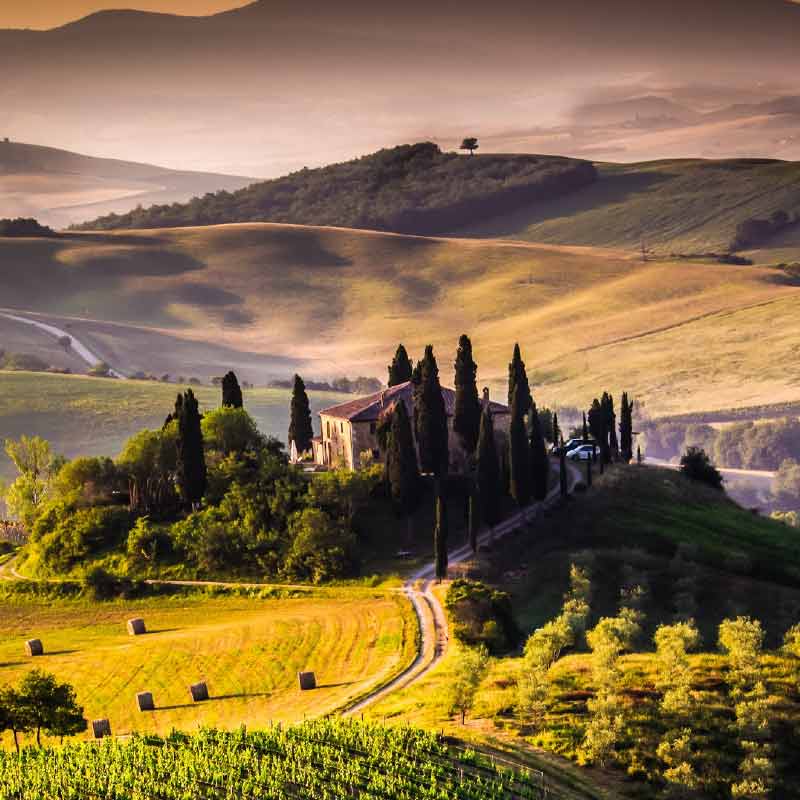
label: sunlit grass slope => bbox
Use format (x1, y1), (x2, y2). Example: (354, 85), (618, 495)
(458, 159), (800, 256)
(2, 223), (799, 420)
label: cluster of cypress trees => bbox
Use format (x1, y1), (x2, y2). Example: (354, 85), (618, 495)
(586, 391), (635, 469)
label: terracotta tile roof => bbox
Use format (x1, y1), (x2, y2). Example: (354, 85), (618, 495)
(319, 381), (509, 423)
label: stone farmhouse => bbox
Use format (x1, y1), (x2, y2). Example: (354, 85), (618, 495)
(312, 380), (510, 470)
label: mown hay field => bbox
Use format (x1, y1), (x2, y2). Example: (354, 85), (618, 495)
(0, 588), (416, 745)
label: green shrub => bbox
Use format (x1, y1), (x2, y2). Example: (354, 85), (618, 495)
(445, 579), (518, 654)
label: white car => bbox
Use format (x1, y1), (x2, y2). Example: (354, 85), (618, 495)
(566, 443), (599, 461)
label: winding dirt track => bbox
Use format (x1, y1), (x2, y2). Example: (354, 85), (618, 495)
(343, 460), (583, 715)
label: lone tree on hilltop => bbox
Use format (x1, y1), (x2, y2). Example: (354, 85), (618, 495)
(460, 137), (479, 156)
(388, 344), (413, 386)
(221, 371), (243, 409)
(288, 374), (314, 454)
(453, 334), (481, 457)
(176, 389), (206, 510)
(619, 392), (634, 462)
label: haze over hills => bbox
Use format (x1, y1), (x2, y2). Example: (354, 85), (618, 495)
(2, 0), (800, 174)
(0, 140), (253, 228)
(2, 222), (799, 418)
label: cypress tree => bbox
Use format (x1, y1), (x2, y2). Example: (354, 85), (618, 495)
(176, 389), (206, 510)
(586, 453), (592, 487)
(386, 401), (421, 518)
(476, 407), (501, 528)
(468, 488), (478, 553)
(619, 392), (634, 462)
(507, 343), (531, 413)
(434, 489), (448, 580)
(388, 344), (413, 387)
(453, 334), (482, 457)
(288, 374), (314, 453)
(529, 401), (549, 501)
(552, 411), (560, 447)
(582, 412), (589, 442)
(221, 370), (243, 408)
(589, 397), (610, 465)
(415, 346), (448, 477)
(509, 384), (532, 507)
(637, 444), (643, 464)
(559, 450), (568, 497)
(606, 393), (619, 460)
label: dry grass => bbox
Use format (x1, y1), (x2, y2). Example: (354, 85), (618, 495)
(2, 223), (799, 418)
(0, 589), (416, 744)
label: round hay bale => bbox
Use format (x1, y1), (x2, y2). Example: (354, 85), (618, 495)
(297, 671), (316, 691)
(190, 682), (209, 702)
(136, 691), (155, 711)
(92, 719), (112, 739)
(127, 618), (146, 636)
(25, 639), (43, 657)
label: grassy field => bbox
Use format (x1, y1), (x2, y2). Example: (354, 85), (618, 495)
(1, 223), (799, 420)
(0, 586), (416, 745)
(0, 371), (346, 480)
(457, 158), (800, 257)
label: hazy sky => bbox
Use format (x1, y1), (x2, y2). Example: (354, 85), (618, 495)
(0, 0), (249, 29)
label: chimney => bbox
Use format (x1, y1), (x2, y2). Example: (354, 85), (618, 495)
(482, 387), (490, 409)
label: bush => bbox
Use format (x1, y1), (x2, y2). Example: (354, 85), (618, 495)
(445, 579), (518, 654)
(680, 447), (723, 490)
(31, 505), (132, 572)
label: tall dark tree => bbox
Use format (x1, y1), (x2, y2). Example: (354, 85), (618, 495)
(415, 346), (448, 477)
(288, 374), (314, 454)
(386, 401), (421, 521)
(453, 334), (482, 457)
(476, 407), (501, 531)
(605, 393), (619, 460)
(529, 402), (549, 501)
(619, 392), (634, 462)
(588, 397), (610, 465)
(221, 370), (243, 409)
(582, 412), (589, 442)
(559, 450), (568, 497)
(415, 346), (450, 578)
(388, 344), (413, 387)
(552, 411), (561, 447)
(509, 384), (532, 507)
(507, 343), (531, 414)
(460, 136), (479, 155)
(176, 389), (206, 510)
(434, 489), (449, 580)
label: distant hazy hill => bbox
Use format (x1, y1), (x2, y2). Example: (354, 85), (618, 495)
(0, 140), (253, 228)
(75, 143), (597, 235)
(2, 0), (800, 174)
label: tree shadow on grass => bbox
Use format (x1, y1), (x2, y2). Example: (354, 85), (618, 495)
(43, 649), (79, 656)
(316, 681), (355, 689)
(156, 691), (276, 710)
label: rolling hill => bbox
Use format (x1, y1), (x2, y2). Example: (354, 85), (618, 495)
(74, 145), (800, 259)
(0, 140), (253, 229)
(2, 222), (799, 420)
(74, 144), (597, 236)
